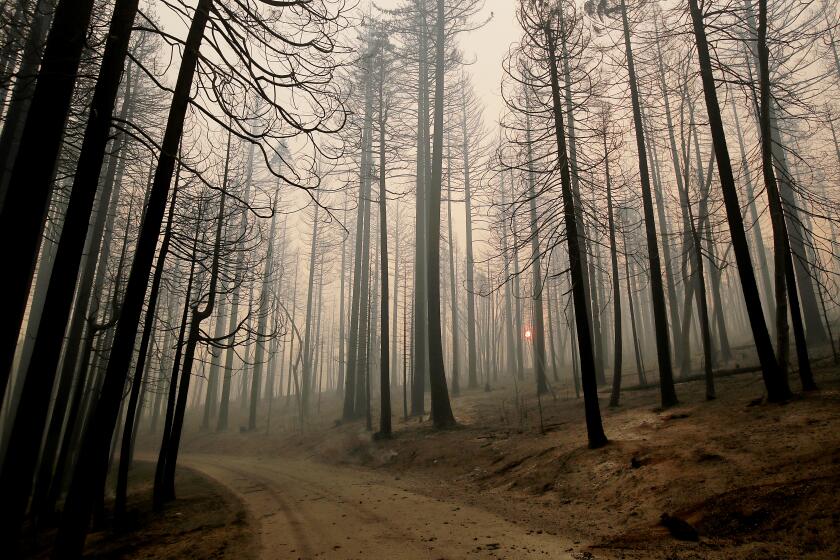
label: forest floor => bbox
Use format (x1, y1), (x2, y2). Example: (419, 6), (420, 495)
(144, 356), (840, 559)
(25, 462), (256, 559)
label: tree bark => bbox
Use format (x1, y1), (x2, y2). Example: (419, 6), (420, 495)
(54, 3), (213, 555)
(0, 0), (96, 414)
(557, 2), (601, 383)
(545, 18), (607, 448)
(687, 0), (789, 401)
(0, 0), (57, 209)
(390, 204), (401, 389)
(0, 0), (139, 548)
(377, 49), (391, 435)
(509, 172), (525, 381)
(161, 190), (226, 504)
(640, 96), (683, 368)
(218, 139), (255, 431)
(501, 175), (518, 380)
(755, 0), (814, 390)
(250, 196), (280, 430)
(338, 200), (348, 393)
(618, 0), (676, 407)
(29, 67), (137, 521)
(605, 129), (623, 408)
(344, 58), (374, 419)
(411, 1), (430, 415)
(114, 155), (182, 521)
(461, 84), (479, 391)
(426, 0), (455, 428)
(446, 147), (460, 395)
(731, 100), (774, 320)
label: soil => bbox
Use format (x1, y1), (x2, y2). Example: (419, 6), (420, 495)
(180, 453), (576, 559)
(25, 461), (257, 560)
(133, 359), (840, 559)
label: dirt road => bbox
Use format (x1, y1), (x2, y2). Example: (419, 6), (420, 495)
(181, 453), (573, 560)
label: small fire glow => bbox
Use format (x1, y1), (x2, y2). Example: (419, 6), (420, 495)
(525, 329), (532, 339)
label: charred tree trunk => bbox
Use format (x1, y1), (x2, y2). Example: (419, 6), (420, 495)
(461, 86), (478, 391)
(0, 0), (97, 402)
(284, 257), (300, 409)
(249, 197), (280, 430)
(218, 139), (255, 431)
(202, 286), (228, 429)
(29, 67), (138, 522)
(345, 53), (374, 420)
(153, 259), (195, 509)
(54, 3), (213, 555)
(0, 0), (57, 207)
(411, 3), (430, 415)
(426, 0), (455, 428)
(654, 18), (706, 377)
(640, 98), (683, 368)
(743, 0), (828, 347)
(301, 204), (320, 420)
(355, 162), (373, 420)
(605, 130), (623, 408)
(685, 97), (732, 363)
(338, 200), (348, 393)
(510, 172), (525, 381)
(390, 205), (401, 390)
(446, 147), (460, 396)
(161, 191), (226, 505)
(618, 0), (676, 407)
(755, 0), (814, 391)
(114, 152), (183, 521)
(624, 252), (646, 386)
(501, 176), (518, 379)
(687, 178), (716, 400)
(545, 18), (607, 448)
(731, 100), (774, 320)
(0, 0), (139, 546)
(557, 3), (601, 384)
(377, 51), (391, 436)
(687, 0), (789, 401)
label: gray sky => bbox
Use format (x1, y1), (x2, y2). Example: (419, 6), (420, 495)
(455, 0), (518, 125)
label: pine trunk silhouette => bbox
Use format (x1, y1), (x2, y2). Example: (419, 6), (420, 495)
(161, 190), (226, 506)
(412, 2), (431, 415)
(426, 0), (455, 428)
(0, 0), (96, 412)
(0, 0), (139, 548)
(618, 0), (677, 408)
(0, 0), (58, 207)
(545, 17), (607, 449)
(461, 83), (479, 391)
(754, 0), (814, 391)
(605, 123), (623, 408)
(53, 2), (213, 555)
(446, 147), (460, 396)
(687, 0), (790, 401)
(377, 45), (391, 436)
(558, 3), (601, 385)
(114, 150), (181, 522)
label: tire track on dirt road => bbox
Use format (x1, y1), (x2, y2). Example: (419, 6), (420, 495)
(181, 453), (574, 559)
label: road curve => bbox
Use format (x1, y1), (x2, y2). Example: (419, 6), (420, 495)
(181, 453), (574, 560)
